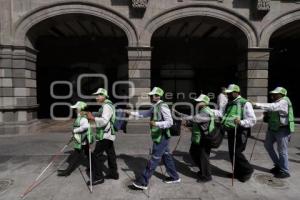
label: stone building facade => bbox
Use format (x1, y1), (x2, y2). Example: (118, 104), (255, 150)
(1, 0), (300, 134)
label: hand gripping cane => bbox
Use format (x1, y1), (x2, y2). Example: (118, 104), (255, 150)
(20, 138), (73, 199)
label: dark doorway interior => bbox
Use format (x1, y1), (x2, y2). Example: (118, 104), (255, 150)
(269, 21), (300, 117)
(27, 14), (128, 118)
(151, 16), (248, 106)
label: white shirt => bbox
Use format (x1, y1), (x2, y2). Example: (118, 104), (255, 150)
(233, 96), (257, 128)
(217, 93), (228, 113)
(256, 98), (289, 126)
(130, 100), (173, 129)
(95, 104), (116, 141)
(73, 116), (90, 134)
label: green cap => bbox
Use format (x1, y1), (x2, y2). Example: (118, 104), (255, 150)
(71, 101), (87, 111)
(270, 87), (287, 96)
(194, 94), (210, 104)
(148, 87), (164, 97)
(93, 88), (109, 98)
(225, 84), (240, 93)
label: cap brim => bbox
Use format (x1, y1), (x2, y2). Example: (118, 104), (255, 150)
(148, 92), (156, 96)
(225, 89), (233, 93)
(70, 105), (78, 109)
(93, 92), (108, 97)
(270, 91), (280, 94)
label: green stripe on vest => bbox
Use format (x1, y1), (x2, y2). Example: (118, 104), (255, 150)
(96, 99), (116, 140)
(222, 97), (248, 129)
(192, 107), (215, 144)
(151, 101), (171, 143)
(268, 96), (295, 133)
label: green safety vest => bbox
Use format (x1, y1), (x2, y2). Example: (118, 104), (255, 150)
(96, 99), (116, 140)
(73, 115), (94, 150)
(268, 96), (295, 133)
(192, 107), (215, 145)
(222, 97), (248, 129)
(151, 101), (171, 143)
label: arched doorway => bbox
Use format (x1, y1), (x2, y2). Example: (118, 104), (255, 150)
(269, 20), (300, 117)
(151, 16), (249, 105)
(26, 13), (129, 118)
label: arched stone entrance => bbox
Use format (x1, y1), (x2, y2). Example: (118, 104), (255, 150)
(0, 2), (138, 134)
(260, 9), (300, 117)
(268, 21), (300, 117)
(139, 4), (265, 108)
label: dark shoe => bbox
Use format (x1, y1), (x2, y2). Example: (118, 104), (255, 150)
(132, 181), (148, 190)
(163, 177), (181, 184)
(270, 166), (280, 174)
(275, 171), (290, 179)
(197, 176), (212, 183)
(105, 173), (119, 180)
(226, 173), (235, 178)
(237, 173), (253, 183)
(57, 169), (71, 177)
(87, 179), (105, 186)
(196, 171), (202, 178)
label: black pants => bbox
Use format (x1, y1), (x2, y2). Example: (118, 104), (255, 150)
(92, 139), (118, 180)
(189, 139), (212, 179)
(64, 145), (89, 174)
(227, 128), (253, 178)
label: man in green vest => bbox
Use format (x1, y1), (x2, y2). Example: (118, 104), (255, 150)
(87, 88), (119, 186)
(183, 94), (216, 182)
(57, 101), (93, 176)
(252, 87), (295, 178)
(127, 87), (180, 190)
(222, 84), (256, 182)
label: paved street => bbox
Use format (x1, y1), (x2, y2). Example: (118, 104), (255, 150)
(1, 122), (300, 200)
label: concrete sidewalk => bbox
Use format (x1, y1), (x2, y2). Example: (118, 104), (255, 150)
(1, 125), (300, 200)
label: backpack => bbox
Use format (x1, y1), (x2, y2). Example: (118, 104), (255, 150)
(202, 122), (224, 149)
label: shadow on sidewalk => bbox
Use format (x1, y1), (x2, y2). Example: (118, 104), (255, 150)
(118, 154), (165, 180)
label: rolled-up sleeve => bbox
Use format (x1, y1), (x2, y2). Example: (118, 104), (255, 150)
(95, 105), (113, 128)
(240, 102), (257, 128)
(155, 105), (173, 129)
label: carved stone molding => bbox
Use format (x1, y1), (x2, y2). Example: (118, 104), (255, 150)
(257, 0), (271, 11)
(132, 0), (148, 9)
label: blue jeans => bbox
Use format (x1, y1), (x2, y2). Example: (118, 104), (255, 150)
(264, 127), (291, 173)
(138, 135), (179, 186)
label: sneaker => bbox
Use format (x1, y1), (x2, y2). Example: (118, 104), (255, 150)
(275, 171), (290, 179)
(132, 181), (148, 190)
(87, 179), (104, 186)
(163, 177), (181, 184)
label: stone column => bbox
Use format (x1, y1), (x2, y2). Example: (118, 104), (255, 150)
(127, 46), (152, 134)
(0, 45), (38, 134)
(246, 48), (270, 103)
(128, 46), (152, 106)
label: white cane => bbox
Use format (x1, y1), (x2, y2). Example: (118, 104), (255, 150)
(20, 138), (72, 199)
(232, 125), (237, 187)
(89, 143), (93, 193)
